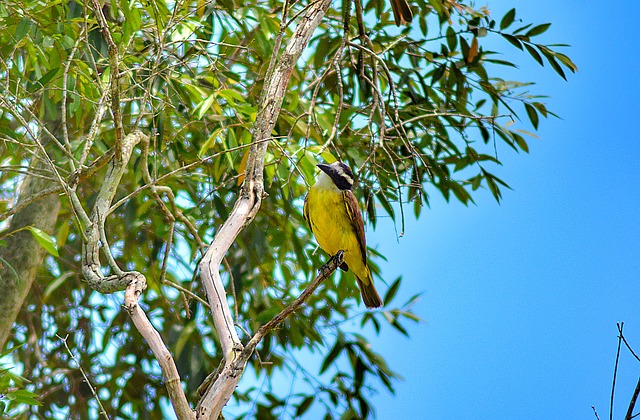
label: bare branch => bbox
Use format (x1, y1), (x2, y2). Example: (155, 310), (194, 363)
(244, 251), (344, 353)
(124, 275), (195, 419)
(195, 1), (332, 417)
(618, 322), (640, 363)
(626, 377), (640, 420)
(74, 129), (193, 417)
(196, 250), (343, 418)
(593, 406), (601, 420)
(612, 322), (624, 420)
(81, 131), (147, 293)
(61, 26), (86, 172)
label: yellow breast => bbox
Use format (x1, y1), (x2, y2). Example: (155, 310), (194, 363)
(305, 184), (369, 281)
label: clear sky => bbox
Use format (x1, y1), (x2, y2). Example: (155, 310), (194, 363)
(366, 1), (640, 419)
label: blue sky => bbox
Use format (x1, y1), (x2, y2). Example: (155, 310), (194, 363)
(366, 1), (640, 419)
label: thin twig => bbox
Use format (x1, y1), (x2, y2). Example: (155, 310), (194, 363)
(57, 334), (109, 420)
(612, 322), (624, 420)
(593, 406), (601, 420)
(618, 322), (640, 363)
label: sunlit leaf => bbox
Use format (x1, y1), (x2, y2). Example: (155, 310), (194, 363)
(25, 226), (58, 257)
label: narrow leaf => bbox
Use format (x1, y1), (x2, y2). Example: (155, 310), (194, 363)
(320, 340), (343, 374)
(524, 44), (544, 66)
(26, 226), (58, 257)
(383, 277), (401, 305)
(296, 396), (315, 417)
(547, 55), (567, 80)
(555, 52), (579, 72)
(431, 64), (447, 85)
(524, 103), (539, 129)
(501, 34), (522, 50)
(526, 23), (551, 37)
(500, 9), (516, 30)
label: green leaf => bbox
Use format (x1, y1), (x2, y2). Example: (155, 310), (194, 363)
(431, 64), (447, 85)
(26, 226), (58, 257)
(555, 52), (579, 72)
(500, 9), (516, 30)
(446, 27), (457, 51)
(28, 67), (60, 93)
(43, 272), (73, 302)
(450, 181), (472, 205)
(524, 103), (539, 129)
(9, 389), (41, 406)
(295, 395), (314, 417)
(526, 23), (551, 37)
(320, 338), (343, 374)
(375, 190), (395, 220)
(547, 55), (567, 80)
(196, 94), (216, 120)
(198, 127), (225, 157)
(512, 23), (533, 35)
(390, 318), (409, 336)
(512, 131), (529, 153)
(383, 277), (401, 305)
(524, 44), (544, 66)
(539, 46), (567, 80)
(501, 34), (523, 50)
(15, 18), (32, 41)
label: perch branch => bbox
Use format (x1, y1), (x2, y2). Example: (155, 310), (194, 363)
(196, 251), (343, 418)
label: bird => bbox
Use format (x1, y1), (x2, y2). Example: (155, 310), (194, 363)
(303, 161), (383, 308)
(389, 0), (413, 26)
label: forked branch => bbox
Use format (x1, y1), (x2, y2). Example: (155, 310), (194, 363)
(195, 0), (332, 418)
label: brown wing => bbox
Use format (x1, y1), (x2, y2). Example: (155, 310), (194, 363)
(342, 190), (367, 267)
(303, 193), (312, 232)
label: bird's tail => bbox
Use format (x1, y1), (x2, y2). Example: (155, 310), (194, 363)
(356, 273), (383, 308)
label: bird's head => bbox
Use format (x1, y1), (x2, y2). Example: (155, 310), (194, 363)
(316, 161), (354, 191)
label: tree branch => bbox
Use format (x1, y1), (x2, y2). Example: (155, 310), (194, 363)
(81, 131), (146, 292)
(76, 130), (195, 417)
(626, 377), (640, 420)
(195, 0), (332, 417)
(196, 251), (343, 418)
(124, 275), (195, 419)
(90, 0), (124, 158)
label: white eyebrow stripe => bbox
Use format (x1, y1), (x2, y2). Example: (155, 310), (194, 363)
(334, 164), (353, 185)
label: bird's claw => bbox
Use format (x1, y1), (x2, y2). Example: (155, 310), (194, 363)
(319, 250), (345, 277)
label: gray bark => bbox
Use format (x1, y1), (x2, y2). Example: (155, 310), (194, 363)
(0, 156), (61, 349)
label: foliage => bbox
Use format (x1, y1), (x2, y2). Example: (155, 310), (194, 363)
(0, 346), (41, 417)
(0, 0), (574, 418)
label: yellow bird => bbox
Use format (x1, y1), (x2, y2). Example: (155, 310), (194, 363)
(304, 162), (383, 308)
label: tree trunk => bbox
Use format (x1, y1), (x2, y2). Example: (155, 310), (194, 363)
(0, 155), (60, 349)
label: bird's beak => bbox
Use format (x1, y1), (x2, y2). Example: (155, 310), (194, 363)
(316, 163), (332, 175)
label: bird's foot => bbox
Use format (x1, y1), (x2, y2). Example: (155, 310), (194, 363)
(319, 250), (345, 277)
